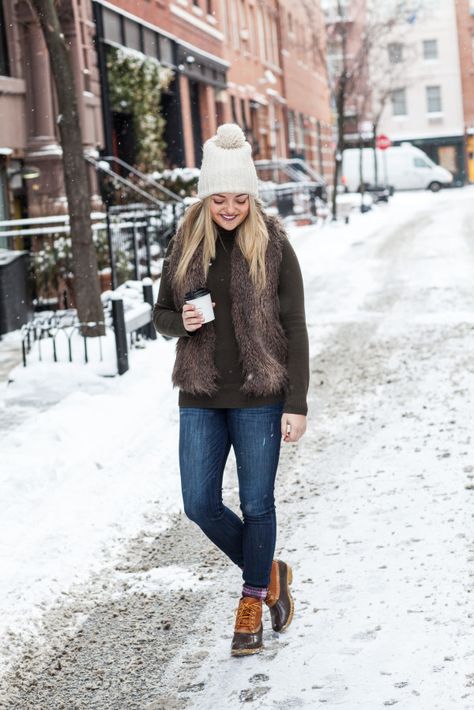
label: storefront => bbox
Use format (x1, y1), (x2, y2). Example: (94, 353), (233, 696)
(93, 1), (228, 171)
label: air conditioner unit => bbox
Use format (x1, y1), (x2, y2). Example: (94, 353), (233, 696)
(240, 28), (249, 40)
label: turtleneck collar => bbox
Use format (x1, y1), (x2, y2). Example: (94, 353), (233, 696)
(214, 221), (238, 239)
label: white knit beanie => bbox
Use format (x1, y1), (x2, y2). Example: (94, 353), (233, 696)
(197, 123), (259, 200)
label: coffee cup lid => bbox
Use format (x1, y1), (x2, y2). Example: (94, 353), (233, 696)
(185, 288), (210, 300)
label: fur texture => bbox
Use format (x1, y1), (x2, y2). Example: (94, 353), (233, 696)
(168, 214), (289, 397)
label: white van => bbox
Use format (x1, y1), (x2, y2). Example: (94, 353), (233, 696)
(342, 143), (453, 192)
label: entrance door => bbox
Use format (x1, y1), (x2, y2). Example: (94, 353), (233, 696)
(112, 112), (136, 170)
(160, 79), (184, 168)
(189, 80), (203, 167)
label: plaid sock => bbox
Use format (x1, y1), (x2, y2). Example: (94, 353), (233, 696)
(242, 584), (268, 600)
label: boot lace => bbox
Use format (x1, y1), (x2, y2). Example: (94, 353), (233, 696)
(235, 599), (260, 629)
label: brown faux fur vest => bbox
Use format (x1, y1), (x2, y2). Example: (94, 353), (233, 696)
(168, 214), (289, 398)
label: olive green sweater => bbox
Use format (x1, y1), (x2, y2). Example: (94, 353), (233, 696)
(153, 225), (309, 415)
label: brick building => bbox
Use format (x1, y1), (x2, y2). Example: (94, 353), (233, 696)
(94, 0), (229, 168)
(454, 0), (474, 181)
(279, 0), (332, 178)
(0, 0), (333, 221)
(222, 0), (286, 161)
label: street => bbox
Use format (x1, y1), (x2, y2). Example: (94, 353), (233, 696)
(1, 188), (473, 709)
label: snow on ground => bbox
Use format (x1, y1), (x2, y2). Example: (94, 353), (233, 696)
(0, 187), (473, 705)
(0, 337), (183, 673)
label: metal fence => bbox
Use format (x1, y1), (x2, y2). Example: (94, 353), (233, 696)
(0, 202), (184, 309)
(20, 279), (156, 375)
(104, 201), (185, 290)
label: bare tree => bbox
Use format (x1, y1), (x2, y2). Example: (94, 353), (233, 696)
(301, 0), (421, 219)
(367, 36), (418, 186)
(29, 0), (104, 334)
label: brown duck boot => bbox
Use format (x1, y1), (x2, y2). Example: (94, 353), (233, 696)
(265, 559), (294, 632)
(231, 596), (263, 656)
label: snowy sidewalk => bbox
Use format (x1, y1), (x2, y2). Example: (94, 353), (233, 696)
(1, 188), (473, 709)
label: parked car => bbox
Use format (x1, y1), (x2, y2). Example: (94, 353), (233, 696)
(255, 159), (327, 221)
(342, 144), (453, 192)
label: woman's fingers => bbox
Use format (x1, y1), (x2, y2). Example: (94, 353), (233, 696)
(281, 413), (307, 443)
(182, 303), (205, 331)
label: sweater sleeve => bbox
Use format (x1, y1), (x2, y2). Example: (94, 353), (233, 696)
(278, 238), (310, 415)
(153, 238), (194, 339)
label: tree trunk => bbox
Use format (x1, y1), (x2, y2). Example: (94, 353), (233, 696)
(358, 131), (365, 211)
(331, 78), (346, 221)
(29, 0), (104, 336)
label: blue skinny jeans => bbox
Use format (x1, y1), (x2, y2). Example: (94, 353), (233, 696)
(178, 403), (284, 587)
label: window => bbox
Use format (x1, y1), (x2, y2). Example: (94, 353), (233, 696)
(264, 10), (272, 62)
(248, 6), (256, 55)
(240, 98), (248, 130)
(143, 29), (158, 59)
(0, 0), (9, 76)
(124, 19), (141, 51)
(256, 7), (266, 60)
(388, 42), (403, 64)
(423, 39), (438, 60)
(298, 113), (305, 149)
(270, 15), (278, 64)
(103, 8), (122, 45)
(230, 0), (240, 49)
(230, 95), (238, 123)
(426, 85), (442, 113)
(206, 0), (213, 13)
(239, 0), (248, 47)
(391, 88), (407, 116)
(470, 0), (474, 14)
(288, 110), (296, 149)
(414, 157), (430, 168)
(472, 32), (474, 63)
(0, 166), (8, 226)
(312, 32), (318, 66)
(159, 36), (174, 64)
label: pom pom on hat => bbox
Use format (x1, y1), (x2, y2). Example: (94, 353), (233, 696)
(214, 123), (246, 149)
(197, 123), (259, 200)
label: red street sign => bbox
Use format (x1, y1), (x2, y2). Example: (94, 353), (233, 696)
(376, 134), (392, 150)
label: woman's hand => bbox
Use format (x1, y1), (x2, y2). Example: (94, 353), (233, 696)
(182, 302), (215, 332)
(281, 413), (307, 443)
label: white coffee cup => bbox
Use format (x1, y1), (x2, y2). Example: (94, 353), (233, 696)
(185, 288), (215, 323)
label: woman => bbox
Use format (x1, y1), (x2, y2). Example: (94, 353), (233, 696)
(153, 123), (309, 656)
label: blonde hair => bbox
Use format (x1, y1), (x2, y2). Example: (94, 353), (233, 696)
(173, 196), (269, 291)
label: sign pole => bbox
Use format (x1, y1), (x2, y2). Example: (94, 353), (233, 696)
(383, 150), (388, 186)
(376, 134), (392, 188)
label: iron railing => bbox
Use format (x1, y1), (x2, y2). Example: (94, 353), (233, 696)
(20, 279), (156, 375)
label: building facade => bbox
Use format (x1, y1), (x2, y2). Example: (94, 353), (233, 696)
(93, 0), (229, 169)
(454, 0), (474, 181)
(221, 0), (286, 162)
(279, 0), (332, 179)
(376, 1), (466, 184)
